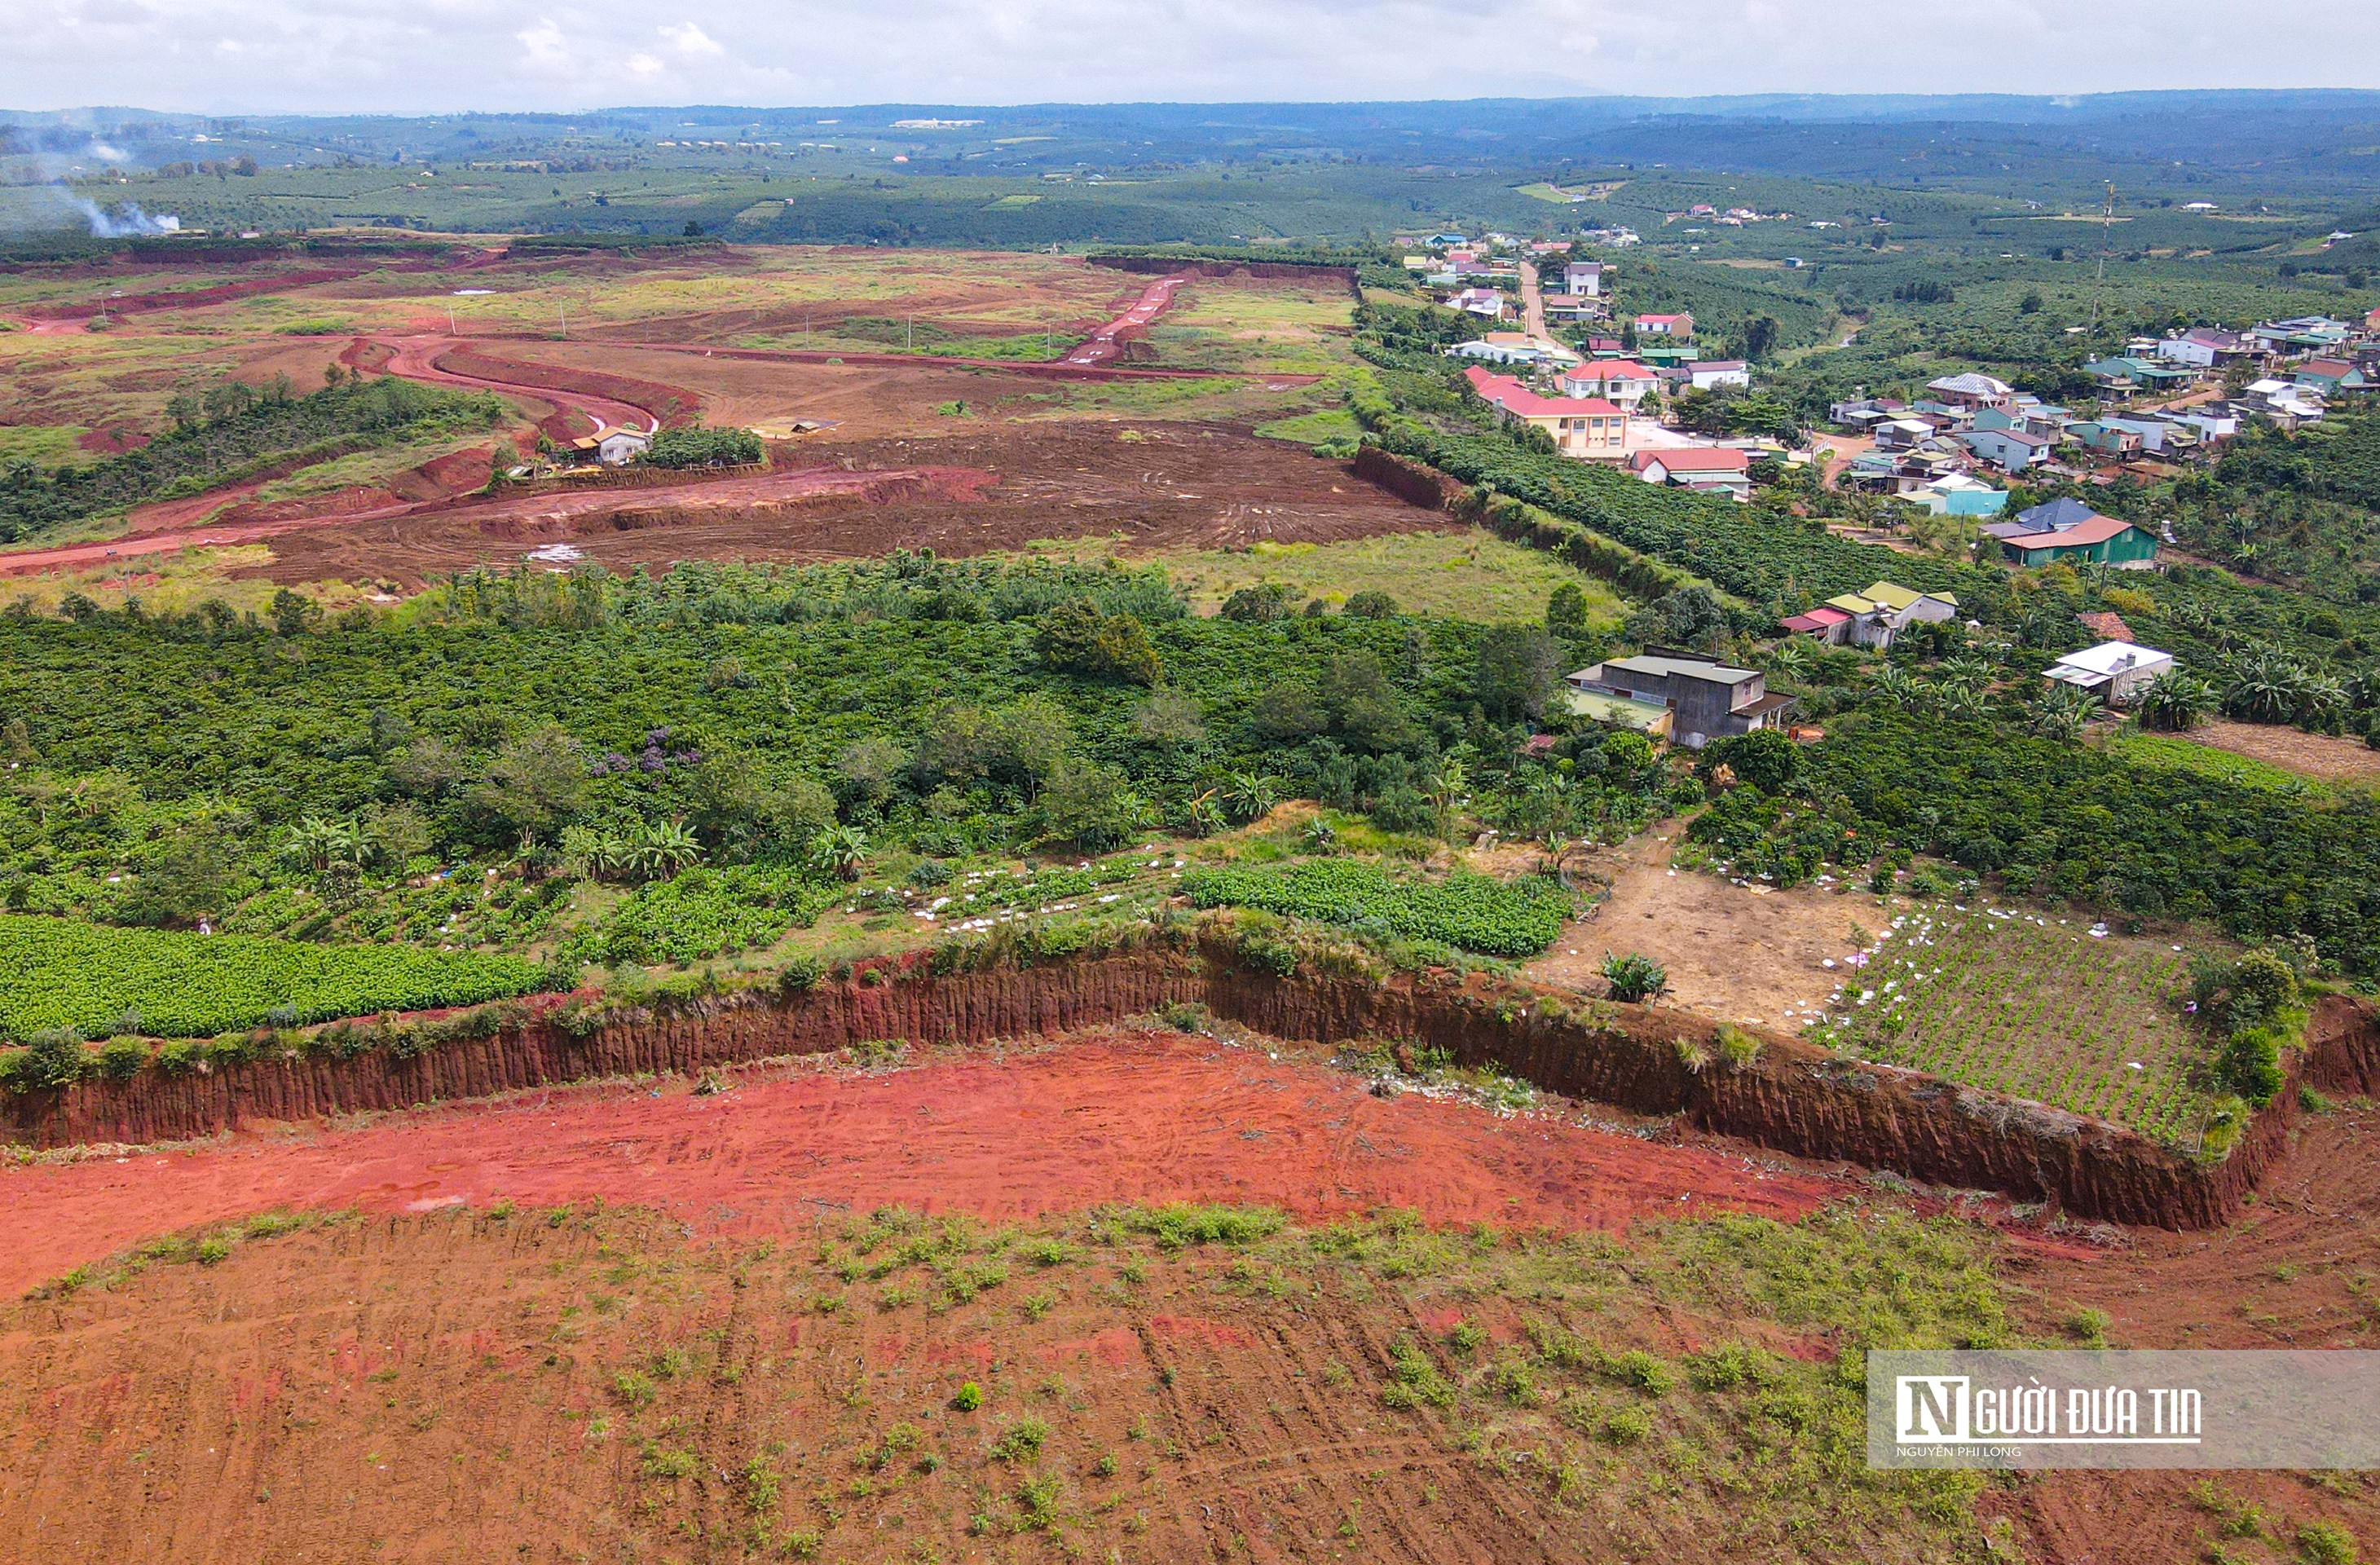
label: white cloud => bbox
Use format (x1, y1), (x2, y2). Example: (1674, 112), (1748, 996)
(659, 21), (724, 56)
(627, 51), (665, 77)
(515, 16), (570, 71)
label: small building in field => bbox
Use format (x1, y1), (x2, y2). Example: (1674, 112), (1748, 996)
(1567, 650), (1794, 749)
(1815, 580), (1961, 650)
(2043, 641), (2175, 705)
(1629, 444), (1753, 498)
(596, 429), (653, 466)
(1982, 497), (2160, 567)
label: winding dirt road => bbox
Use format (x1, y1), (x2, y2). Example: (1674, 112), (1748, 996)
(1064, 273), (1186, 364)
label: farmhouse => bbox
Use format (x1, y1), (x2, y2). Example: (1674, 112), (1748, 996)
(1633, 311), (1693, 337)
(1567, 650), (1793, 750)
(1982, 497), (2159, 567)
(595, 429), (653, 466)
(2043, 641), (2175, 705)
(1464, 367), (1629, 459)
(1629, 445), (1752, 498)
(1784, 580), (1960, 650)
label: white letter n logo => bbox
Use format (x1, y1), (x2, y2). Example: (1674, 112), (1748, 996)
(1898, 1376), (1968, 1443)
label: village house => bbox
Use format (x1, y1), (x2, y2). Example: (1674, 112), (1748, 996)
(2043, 641), (2175, 705)
(1959, 425), (2052, 474)
(1924, 372), (2015, 411)
(1781, 580), (1960, 650)
(1687, 359), (1751, 391)
(2156, 328), (2255, 368)
(1541, 293), (1604, 325)
(1561, 260), (1604, 297)
(1443, 286), (1507, 319)
(1982, 497), (2160, 567)
(1628, 445), (1753, 499)
(1464, 367), (1629, 460)
(1453, 333), (1557, 366)
(1633, 311), (1694, 337)
(1567, 650), (1794, 749)
(1560, 359), (1660, 412)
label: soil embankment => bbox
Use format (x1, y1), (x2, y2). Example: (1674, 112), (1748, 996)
(10, 944), (2368, 1230)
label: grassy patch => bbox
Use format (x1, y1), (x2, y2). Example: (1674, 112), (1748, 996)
(2105, 724), (2356, 803)
(1032, 528), (1628, 624)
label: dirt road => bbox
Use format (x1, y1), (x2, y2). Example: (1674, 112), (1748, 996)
(1064, 273), (1186, 364)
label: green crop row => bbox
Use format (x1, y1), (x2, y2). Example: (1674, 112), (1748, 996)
(1181, 859), (1571, 957)
(0, 911), (547, 1038)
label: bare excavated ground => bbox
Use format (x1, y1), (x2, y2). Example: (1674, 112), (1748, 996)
(3, 1029), (2379, 1563)
(1527, 834), (1886, 1032)
(242, 421), (1439, 587)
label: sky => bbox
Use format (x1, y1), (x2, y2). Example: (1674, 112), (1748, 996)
(10, 0), (2380, 115)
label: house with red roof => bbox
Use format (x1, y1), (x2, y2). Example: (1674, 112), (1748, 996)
(1633, 312), (1695, 337)
(1464, 367), (1630, 460)
(1559, 359), (1659, 412)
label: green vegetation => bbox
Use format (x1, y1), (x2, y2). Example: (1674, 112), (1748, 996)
(0, 373), (504, 544)
(1183, 860), (1572, 957)
(645, 425), (763, 468)
(0, 911), (543, 1039)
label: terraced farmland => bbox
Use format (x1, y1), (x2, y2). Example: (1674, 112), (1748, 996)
(1807, 906), (2225, 1148)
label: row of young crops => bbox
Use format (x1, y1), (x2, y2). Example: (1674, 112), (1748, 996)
(1808, 908), (2216, 1145)
(0, 913), (547, 1039)
(1180, 859), (1571, 958)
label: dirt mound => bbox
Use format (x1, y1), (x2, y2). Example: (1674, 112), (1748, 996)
(0, 1028), (1841, 1299)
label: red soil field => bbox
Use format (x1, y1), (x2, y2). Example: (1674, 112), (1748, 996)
(0, 1029), (1842, 1297)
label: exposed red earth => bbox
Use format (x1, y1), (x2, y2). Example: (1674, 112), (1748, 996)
(0, 1029), (1844, 1298)
(1064, 272), (1187, 364)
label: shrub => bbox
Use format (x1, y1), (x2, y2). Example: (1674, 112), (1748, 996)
(1600, 951), (1669, 1003)
(16, 1027), (89, 1090)
(2299, 1522), (2360, 1565)
(952, 1381), (983, 1412)
(1714, 1023), (1761, 1071)
(988, 1417), (1048, 1461)
(1343, 590), (1399, 619)
(95, 1036), (149, 1081)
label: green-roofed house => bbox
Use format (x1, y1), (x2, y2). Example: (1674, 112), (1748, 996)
(1809, 580), (1961, 650)
(1982, 498), (2161, 568)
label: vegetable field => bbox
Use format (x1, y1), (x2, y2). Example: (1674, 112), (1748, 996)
(1806, 907), (2222, 1146)
(1182, 860), (1571, 957)
(0, 914), (545, 1038)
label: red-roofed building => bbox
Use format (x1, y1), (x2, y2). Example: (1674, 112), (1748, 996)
(1560, 359), (1659, 412)
(1781, 605), (1853, 640)
(1464, 367), (1630, 460)
(1634, 311), (1695, 337)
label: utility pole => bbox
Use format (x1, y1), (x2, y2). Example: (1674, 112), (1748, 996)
(2087, 181), (2118, 335)
(559, 303), (567, 337)
(448, 303), (457, 336)
(906, 313), (913, 351)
